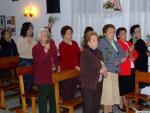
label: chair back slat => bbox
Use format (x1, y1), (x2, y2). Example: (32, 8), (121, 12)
(52, 69), (80, 82)
(135, 71), (150, 84)
(17, 66), (33, 76)
(0, 56), (19, 70)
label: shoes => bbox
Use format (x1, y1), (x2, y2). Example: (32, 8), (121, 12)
(117, 105), (126, 112)
(103, 112), (113, 113)
(61, 109), (68, 113)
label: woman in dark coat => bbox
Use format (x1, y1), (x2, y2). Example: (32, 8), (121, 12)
(0, 30), (18, 79)
(80, 31), (107, 113)
(0, 29), (18, 57)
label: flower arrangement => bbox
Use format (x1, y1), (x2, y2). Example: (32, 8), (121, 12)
(103, 0), (121, 11)
(48, 16), (58, 24)
(103, 1), (115, 9)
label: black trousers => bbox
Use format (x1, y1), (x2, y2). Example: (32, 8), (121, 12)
(61, 78), (78, 101)
(38, 84), (56, 113)
(81, 82), (103, 113)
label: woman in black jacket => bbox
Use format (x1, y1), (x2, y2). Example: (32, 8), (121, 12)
(80, 31), (107, 113)
(0, 30), (18, 79)
(0, 29), (18, 57)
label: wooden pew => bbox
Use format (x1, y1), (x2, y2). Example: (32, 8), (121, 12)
(0, 56), (19, 109)
(125, 71), (150, 113)
(17, 66), (38, 113)
(52, 69), (83, 113)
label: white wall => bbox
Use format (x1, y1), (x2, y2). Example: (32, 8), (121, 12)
(0, 0), (72, 46)
(0, 0), (144, 45)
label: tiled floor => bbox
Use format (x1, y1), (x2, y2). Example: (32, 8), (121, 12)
(0, 98), (124, 113)
(1, 92), (150, 113)
(0, 91), (139, 113)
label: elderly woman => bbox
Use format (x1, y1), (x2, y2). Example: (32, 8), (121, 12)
(116, 27), (138, 112)
(99, 24), (126, 113)
(80, 31), (107, 113)
(32, 28), (59, 113)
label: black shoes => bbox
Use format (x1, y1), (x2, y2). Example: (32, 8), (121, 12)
(117, 105), (126, 112)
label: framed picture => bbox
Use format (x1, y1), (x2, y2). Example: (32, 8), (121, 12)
(0, 15), (6, 30)
(6, 16), (16, 35)
(12, 0), (19, 1)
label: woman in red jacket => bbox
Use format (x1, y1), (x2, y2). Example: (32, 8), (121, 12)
(33, 28), (59, 113)
(116, 27), (138, 112)
(59, 25), (80, 101)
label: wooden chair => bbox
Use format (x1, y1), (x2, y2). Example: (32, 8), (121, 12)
(125, 71), (150, 113)
(0, 56), (19, 109)
(52, 69), (83, 113)
(17, 66), (38, 113)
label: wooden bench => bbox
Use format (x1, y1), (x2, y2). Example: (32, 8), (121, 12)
(52, 69), (83, 113)
(17, 66), (38, 113)
(0, 56), (19, 109)
(125, 71), (150, 113)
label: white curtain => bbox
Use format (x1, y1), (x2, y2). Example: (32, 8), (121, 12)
(71, 0), (150, 44)
(130, 0), (150, 39)
(71, 0), (106, 45)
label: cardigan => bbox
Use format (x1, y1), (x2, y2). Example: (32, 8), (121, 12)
(59, 40), (80, 70)
(32, 40), (59, 85)
(117, 39), (138, 75)
(98, 38), (125, 73)
(80, 47), (104, 90)
(17, 37), (37, 59)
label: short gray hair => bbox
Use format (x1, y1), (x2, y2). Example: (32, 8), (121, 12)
(36, 28), (51, 41)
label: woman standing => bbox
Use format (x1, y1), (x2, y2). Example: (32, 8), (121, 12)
(33, 28), (59, 113)
(116, 27), (138, 111)
(80, 31), (107, 113)
(59, 25), (80, 101)
(99, 24), (126, 113)
(17, 22), (37, 105)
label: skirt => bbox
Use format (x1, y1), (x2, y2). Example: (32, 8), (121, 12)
(101, 72), (120, 105)
(119, 68), (135, 96)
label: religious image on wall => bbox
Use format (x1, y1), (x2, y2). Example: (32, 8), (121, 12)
(103, 0), (121, 11)
(6, 16), (16, 35)
(0, 15), (6, 37)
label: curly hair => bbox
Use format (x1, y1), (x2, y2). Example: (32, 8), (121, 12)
(83, 31), (99, 48)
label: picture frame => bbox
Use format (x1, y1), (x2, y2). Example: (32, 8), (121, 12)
(6, 16), (16, 35)
(0, 15), (6, 30)
(12, 0), (19, 1)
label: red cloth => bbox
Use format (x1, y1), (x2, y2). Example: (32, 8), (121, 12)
(117, 39), (138, 76)
(59, 40), (80, 70)
(32, 40), (58, 84)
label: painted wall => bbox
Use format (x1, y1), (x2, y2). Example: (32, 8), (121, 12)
(1, 0), (150, 79)
(0, 0), (72, 45)
(0, 0), (140, 45)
